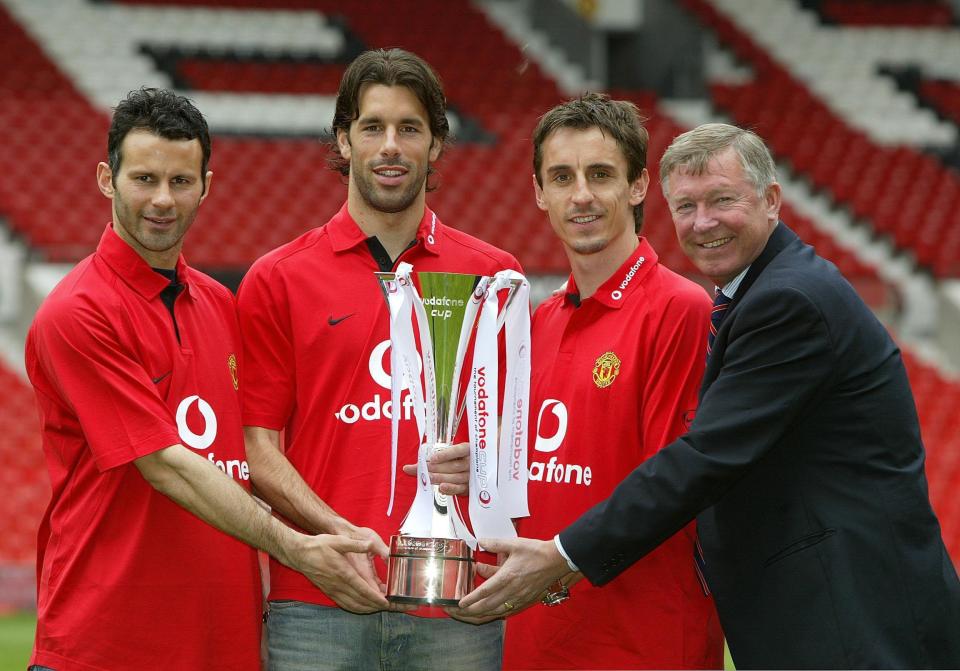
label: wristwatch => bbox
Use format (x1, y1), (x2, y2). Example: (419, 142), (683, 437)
(541, 579), (571, 606)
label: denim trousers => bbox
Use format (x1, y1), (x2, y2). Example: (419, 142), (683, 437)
(266, 601), (504, 671)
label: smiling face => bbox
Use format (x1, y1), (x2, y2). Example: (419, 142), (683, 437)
(667, 147), (780, 287)
(97, 129), (211, 269)
(337, 83), (440, 217)
(534, 126), (648, 260)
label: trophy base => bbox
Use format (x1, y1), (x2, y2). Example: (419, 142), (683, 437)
(386, 535), (474, 606)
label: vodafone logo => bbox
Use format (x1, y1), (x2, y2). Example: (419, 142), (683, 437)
(176, 394), (249, 480)
(534, 399), (568, 453)
(531, 399), (592, 486)
(369, 340), (420, 391)
(335, 340), (420, 424)
(611, 256), (645, 301)
(427, 212), (437, 246)
(176, 395), (218, 450)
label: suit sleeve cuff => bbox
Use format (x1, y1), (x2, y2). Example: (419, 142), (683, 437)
(554, 534), (579, 572)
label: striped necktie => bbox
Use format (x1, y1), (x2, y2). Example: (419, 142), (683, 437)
(693, 289), (734, 595)
(707, 290), (732, 358)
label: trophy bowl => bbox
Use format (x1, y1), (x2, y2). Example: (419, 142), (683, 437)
(386, 535), (475, 606)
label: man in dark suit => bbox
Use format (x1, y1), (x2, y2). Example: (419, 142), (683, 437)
(454, 123), (960, 668)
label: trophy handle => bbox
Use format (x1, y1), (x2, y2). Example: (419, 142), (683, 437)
(496, 277), (525, 331)
(449, 277), (525, 440)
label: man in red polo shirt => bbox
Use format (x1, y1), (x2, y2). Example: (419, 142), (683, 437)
(237, 49), (521, 669)
(25, 87), (385, 671)
(494, 94), (723, 669)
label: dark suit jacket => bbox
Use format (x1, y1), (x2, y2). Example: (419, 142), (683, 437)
(560, 223), (960, 669)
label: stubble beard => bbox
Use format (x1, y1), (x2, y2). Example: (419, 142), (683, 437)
(568, 235), (609, 255)
(353, 158), (427, 215)
(113, 189), (197, 256)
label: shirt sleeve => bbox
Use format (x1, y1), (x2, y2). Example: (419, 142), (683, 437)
(31, 298), (180, 471)
(235, 260), (295, 430)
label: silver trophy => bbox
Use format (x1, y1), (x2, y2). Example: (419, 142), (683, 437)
(377, 267), (530, 606)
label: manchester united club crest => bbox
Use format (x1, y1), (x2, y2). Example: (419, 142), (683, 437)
(228, 353), (239, 391)
(592, 351), (621, 389)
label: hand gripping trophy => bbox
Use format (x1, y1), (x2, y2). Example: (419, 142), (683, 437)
(377, 263), (530, 605)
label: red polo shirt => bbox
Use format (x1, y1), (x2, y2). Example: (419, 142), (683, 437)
(504, 239), (724, 669)
(237, 204), (521, 611)
(26, 224), (261, 671)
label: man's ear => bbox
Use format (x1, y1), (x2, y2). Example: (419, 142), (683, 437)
(629, 168), (650, 207)
(764, 182), (782, 223)
(96, 162), (114, 199)
(533, 174), (547, 212)
(199, 171), (214, 203)
(336, 128), (352, 161)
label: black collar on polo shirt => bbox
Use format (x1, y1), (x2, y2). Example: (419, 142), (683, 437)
(365, 237), (419, 272)
(152, 266), (185, 343)
(326, 203), (444, 263)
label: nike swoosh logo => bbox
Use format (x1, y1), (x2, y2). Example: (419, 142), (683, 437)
(152, 371), (172, 384)
(328, 313), (356, 326)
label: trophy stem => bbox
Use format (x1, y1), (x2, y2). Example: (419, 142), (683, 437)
(429, 442), (457, 539)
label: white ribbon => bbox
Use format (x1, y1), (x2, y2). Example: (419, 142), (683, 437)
(493, 271), (531, 519)
(384, 263), (426, 519)
(464, 275), (516, 542)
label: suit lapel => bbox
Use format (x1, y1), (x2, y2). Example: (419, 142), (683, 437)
(700, 222), (798, 395)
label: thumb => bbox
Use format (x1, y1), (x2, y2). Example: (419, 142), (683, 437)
(401, 463), (418, 476)
(367, 535), (390, 558)
(477, 537), (507, 554)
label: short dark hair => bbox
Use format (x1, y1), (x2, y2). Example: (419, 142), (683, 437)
(533, 93), (649, 232)
(107, 87), (211, 190)
(329, 48), (449, 178)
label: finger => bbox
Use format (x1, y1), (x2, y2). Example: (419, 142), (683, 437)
(444, 607), (502, 625)
(348, 553), (385, 594)
(475, 562), (499, 580)
(457, 574), (504, 610)
(476, 537), (509, 554)
(427, 460), (469, 476)
(324, 580), (385, 614)
(430, 471), (468, 484)
(437, 483), (468, 496)
(387, 601), (418, 613)
(364, 534), (390, 558)
(331, 536), (377, 555)
(428, 443), (469, 462)
(401, 463), (417, 476)
(333, 572), (390, 611)
(457, 574), (537, 616)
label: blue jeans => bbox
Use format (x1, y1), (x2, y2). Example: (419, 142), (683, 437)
(266, 601), (504, 671)
(29, 667), (56, 671)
